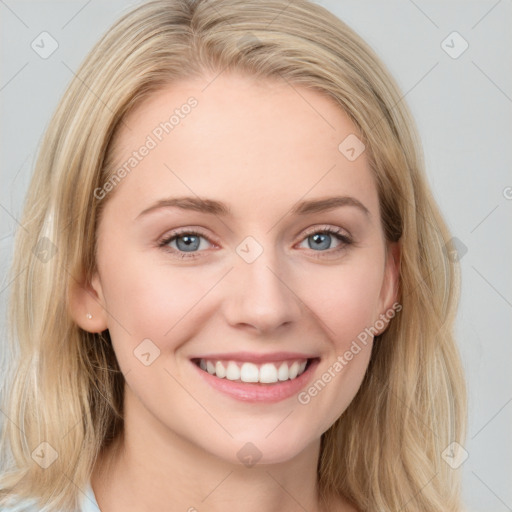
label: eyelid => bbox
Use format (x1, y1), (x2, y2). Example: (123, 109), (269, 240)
(159, 226), (217, 243)
(158, 227), (219, 258)
(298, 224), (352, 241)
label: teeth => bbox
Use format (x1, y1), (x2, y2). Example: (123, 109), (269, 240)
(226, 361), (240, 381)
(289, 361), (299, 379)
(278, 362), (289, 381)
(206, 360), (216, 374)
(259, 363), (278, 383)
(240, 362), (259, 383)
(215, 361), (226, 378)
(197, 358), (309, 384)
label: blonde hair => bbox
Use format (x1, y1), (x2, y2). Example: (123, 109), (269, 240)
(0, 0), (467, 510)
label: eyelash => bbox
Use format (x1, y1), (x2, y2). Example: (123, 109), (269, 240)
(158, 225), (353, 260)
(158, 228), (218, 260)
(300, 225), (353, 258)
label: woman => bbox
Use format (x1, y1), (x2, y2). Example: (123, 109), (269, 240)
(0, 0), (467, 510)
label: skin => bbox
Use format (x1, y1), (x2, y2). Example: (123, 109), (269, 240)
(71, 72), (400, 512)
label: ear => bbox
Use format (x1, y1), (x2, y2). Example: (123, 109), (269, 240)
(376, 240), (401, 333)
(68, 271), (109, 333)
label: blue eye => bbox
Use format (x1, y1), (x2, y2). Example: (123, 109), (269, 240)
(174, 233), (201, 252)
(298, 227), (352, 253)
(306, 232), (335, 250)
(159, 230), (213, 258)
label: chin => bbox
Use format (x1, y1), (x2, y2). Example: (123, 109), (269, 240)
(206, 429), (320, 468)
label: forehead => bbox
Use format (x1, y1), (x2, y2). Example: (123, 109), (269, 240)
(104, 73), (378, 219)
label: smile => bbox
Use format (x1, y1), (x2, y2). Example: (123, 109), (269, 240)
(190, 354), (321, 403)
(193, 358), (309, 384)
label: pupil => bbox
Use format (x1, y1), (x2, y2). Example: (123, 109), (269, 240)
(310, 233), (330, 250)
(177, 234), (199, 252)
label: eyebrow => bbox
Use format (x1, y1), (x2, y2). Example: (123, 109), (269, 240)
(136, 195), (370, 219)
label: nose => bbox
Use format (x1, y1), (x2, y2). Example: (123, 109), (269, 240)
(222, 245), (303, 335)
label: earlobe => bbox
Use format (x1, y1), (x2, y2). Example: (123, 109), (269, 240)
(68, 272), (109, 333)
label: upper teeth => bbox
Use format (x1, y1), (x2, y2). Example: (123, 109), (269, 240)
(198, 359), (308, 383)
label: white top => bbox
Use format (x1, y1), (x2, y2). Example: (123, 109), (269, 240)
(2, 479), (100, 511)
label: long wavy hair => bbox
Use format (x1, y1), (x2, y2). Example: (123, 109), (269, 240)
(0, 0), (467, 510)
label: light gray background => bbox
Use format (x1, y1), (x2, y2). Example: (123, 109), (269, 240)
(1, 1), (511, 511)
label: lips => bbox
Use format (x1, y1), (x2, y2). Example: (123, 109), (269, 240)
(189, 352), (321, 403)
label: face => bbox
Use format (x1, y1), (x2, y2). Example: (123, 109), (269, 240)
(78, 73), (399, 465)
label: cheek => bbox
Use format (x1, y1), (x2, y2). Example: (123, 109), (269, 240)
(98, 249), (221, 359)
(303, 255), (385, 348)
(293, 256), (384, 425)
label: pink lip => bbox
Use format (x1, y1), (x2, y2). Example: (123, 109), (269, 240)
(189, 351), (317, 364)
(191, 357), (321, 403)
